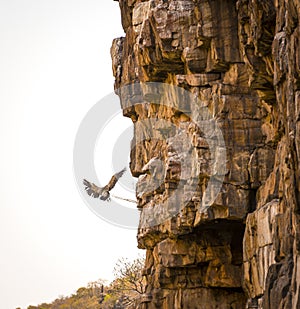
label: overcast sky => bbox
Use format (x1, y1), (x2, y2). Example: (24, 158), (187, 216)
(0, 1), (142, 308)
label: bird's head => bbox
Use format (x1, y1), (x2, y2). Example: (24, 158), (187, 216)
(100, 191), (110, 201)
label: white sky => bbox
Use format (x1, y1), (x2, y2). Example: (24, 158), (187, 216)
(0, 1), (143, 308)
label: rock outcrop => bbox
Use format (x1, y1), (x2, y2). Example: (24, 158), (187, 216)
(111, 0), (300, 308)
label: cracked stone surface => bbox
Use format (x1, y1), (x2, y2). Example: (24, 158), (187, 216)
(111, 0), (300, 308)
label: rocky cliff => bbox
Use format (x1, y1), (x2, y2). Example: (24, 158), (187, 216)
(111, 0), (300, 308)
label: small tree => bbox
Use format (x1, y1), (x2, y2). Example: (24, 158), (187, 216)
(103, 256), (146, 308)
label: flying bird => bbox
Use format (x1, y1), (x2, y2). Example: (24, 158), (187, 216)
(83, 168), (126, 201)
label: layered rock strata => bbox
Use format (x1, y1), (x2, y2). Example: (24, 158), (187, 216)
(111, 0), (300, 308)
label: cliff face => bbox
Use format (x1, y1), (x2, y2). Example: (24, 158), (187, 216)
(111, 1), (300, 308)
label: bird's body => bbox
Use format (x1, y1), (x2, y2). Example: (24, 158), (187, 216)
(83, 168), (126, 201)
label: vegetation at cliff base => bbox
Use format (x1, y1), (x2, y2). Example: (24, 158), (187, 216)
(23, 256), (145, 309)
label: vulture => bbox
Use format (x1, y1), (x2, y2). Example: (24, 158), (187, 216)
(83, 168), (126, 201)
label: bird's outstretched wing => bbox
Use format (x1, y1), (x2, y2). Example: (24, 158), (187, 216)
(83, 179), (102, 198)
(104, 168), (126, 191)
